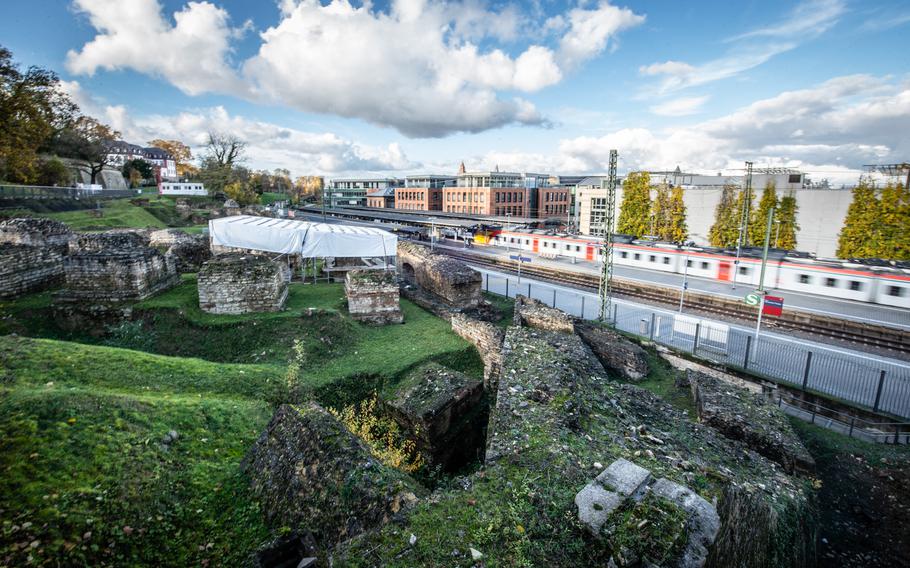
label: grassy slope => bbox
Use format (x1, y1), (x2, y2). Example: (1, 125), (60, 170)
(0, 281), (482, 566)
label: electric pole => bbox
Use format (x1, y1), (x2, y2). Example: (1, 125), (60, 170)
(754, 205), (775, 338)
(732, 161), (752, 290)
(598, 149), (618, 322)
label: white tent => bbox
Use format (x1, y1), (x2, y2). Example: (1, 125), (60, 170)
(209, 215), (397, 258)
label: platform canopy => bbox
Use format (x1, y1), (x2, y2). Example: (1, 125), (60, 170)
(209, 215), (397, 258)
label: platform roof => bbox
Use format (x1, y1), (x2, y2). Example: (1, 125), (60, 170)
(209, 215), (397, 258)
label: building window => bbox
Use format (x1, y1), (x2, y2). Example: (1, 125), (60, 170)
(825, 278), (837, 287)
(788, 174), (801, 184)
(849, 281), (862, 291)
(798, 274), (810, 284)
(887, 286), (905, 297)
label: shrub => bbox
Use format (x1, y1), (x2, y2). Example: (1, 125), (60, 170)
(330, 395), (425, 473)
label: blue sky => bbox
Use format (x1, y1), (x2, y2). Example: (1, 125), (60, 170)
(2, 0), (909, 183)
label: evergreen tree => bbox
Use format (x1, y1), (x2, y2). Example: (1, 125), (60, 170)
(733, 187), (756, 247)
(667, 185), (688, 242)
(878, 182), (910, 261)
(750, 182), (778, 245)
(775, 192), (799, 250)
(708, 184), (740, 247)
(617, 171), (651, 238)
(651, 183), (671, 239)
(837, 180), (880, 258)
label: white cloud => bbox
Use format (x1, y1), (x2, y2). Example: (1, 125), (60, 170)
(66, 0), (645, 137)
(468, 75), (910, 186)
(640, 0), (845, 94)
(65, 0), (247, 95)
(59, 81), (418, 175)
(650, 96), (709, 117)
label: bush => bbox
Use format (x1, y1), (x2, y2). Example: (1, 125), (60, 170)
(330, 395), (425, 473)
(36, 157), (72, 186)
(224, 181), (260, 206)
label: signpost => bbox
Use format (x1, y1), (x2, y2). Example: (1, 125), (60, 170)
(744, 292), (761, 306)
(762, 295), (784, 317)
(510, 254), (531, 284)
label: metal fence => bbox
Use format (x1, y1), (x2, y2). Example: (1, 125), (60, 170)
(0, 185), (136, 200)
(481, 270), (910, 420)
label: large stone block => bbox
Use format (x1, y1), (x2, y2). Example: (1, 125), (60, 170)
(396, 241), (481, 308)
(576, 321), (650, 381)
(344, 269), (403, 325)
(0, 217), (72, 253)
(243, 403), (423, 547)
(198, 254), (289, 314)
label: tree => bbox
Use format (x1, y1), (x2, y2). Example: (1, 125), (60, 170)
(292, 175), (324, 204)
(0, 45), (78, 182)
(49, 116), (120, 184)
(750, 182), (778, 246)
(121, 158), (153, 185)
(666, 185), (688, 242)
(775, 192), (799, 250)
(204, 131), (245, 168)
(650, 183), (671, 239)
(617, 171), (651, 238)
(708, 185), (741, 247)
(223, 180), (259, 206)
(198, 131), (246, 195)
(878, 182), (910, 261)
(733, 188), (755, 247)
(148, 139), (195, 177)
(272, 168), (292, 193)
(35, 157), (71, 186)
(837, 180), (880, 258)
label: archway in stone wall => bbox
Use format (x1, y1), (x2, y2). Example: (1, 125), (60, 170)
(401, 262), (416, 284)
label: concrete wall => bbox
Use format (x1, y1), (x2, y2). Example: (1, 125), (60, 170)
(577, 186), (854, 257)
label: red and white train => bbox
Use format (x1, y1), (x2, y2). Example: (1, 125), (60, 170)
(489, 229), (910, 309)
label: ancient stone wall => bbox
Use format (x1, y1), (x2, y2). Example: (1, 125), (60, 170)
(0, 217), (73, 253)
(397, 241), (481, 308)
(149, 228), (194, 248)
(69, 230), (151, 254)
(198, 254), (289, 314)
(165, 236), (211, 273)
(243, 403), (423, 547)
(687, 370), (815, 474)
(576, 321), (650, 381)
(344, 269), (403, 324)
(384, 363), (486, 471)
(0, 244), (64, 298)
(450, 313), (504, 390)
(511, 295), (575, 333)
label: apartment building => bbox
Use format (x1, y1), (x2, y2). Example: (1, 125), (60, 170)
(393, 175), (454, 211)
(443, 170), (550, 217)
(366, 187), (395, 208)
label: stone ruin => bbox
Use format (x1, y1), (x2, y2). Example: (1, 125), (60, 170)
(512, 295), (651, 381)
(575, 458), (720, 568)
(149, 228), (211, 273)
(397, 241), (482, 309)
(243, 403), (423, 549)
(450, 313), (504, 390)
(344, 269), (403, 325)
(384, 363), (486, 471)
(0, 218), (74, 298)
(53, 231), (180, 330)
(197, 254), (289, 314)
(686, 370), (815, 474)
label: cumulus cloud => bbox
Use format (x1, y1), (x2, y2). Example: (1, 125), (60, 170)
(469, 75), (910, 186)
(66, 0), (644, 137)
(59, 80), (418, 175)
(640, 0), (845, 94)
(66, 0), (248, 95)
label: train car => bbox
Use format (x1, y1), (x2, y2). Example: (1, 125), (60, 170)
(491, 228), (910, 308)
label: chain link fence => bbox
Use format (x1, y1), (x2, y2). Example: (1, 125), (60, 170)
(481, 271), (910, 420)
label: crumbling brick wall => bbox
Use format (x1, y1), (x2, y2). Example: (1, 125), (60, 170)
(450, 313), (504, 390)
(397, 241), (481, 308)
(0, 217), (72, 253)
(512, 295), (575, 333)
(198, 254), (289, 314)
(0, 244), (64, 298)
(576, 321), (650, 381)
(344, 269), (403, 324)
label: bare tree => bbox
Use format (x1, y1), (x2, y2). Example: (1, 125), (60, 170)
(204, 131), (246, 168)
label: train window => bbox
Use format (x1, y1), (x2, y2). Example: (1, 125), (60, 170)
(849, 281), (862, 291)
(648, 255), (656, 262)
(739, 267), (748, 275)
(525, 239), (530, 245)
(700, 262), (709, 269)
(686, 260), (693, 268)
(887, 286), (905, 297)
(575, 246), (580, 252)
(620, 251), (628, 258)
(825, 278), (837, 287)
(798, 274), (811, 284)
(663, 257), (670, 265)
(634, 253), (641, 260)
(565, 244), (571, 250)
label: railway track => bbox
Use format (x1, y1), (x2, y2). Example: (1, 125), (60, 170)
(437, 247), (910, 354)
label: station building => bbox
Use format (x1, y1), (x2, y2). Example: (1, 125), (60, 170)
(393, 175), (455, 211)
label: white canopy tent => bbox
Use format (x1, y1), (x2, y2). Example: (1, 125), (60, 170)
(209, 215), (397, 258)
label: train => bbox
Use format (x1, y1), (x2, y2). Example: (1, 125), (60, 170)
(487, 229), (910, 309)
